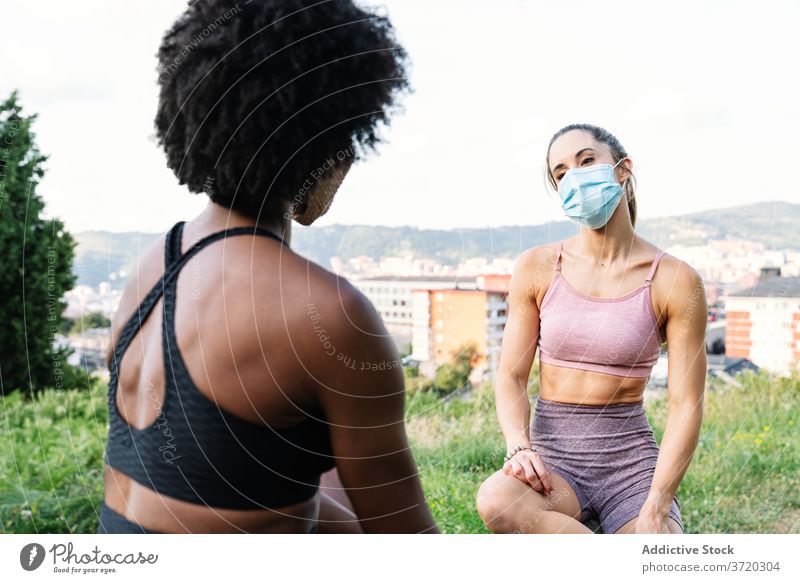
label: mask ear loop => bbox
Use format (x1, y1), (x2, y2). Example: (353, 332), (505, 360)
(614, 156), (632, 199)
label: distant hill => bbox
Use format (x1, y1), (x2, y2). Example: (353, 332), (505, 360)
(72, 200), (800, 287)
(72, 231), (161, 288)
(638, 200), (800, 249)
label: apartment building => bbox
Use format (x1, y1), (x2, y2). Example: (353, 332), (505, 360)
(411, 274), (511, 381)
(725, 268), (800, 376)
(351, 275), (479, 350)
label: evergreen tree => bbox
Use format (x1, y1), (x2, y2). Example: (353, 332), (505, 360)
(0, 91), (78, 396)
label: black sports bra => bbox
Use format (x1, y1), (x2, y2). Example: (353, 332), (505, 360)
(103, 221), (336, 510)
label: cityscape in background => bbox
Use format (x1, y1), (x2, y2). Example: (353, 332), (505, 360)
(61, 204), (800, 392)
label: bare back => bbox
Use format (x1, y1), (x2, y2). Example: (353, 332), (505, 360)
(103, 219), (437, 533)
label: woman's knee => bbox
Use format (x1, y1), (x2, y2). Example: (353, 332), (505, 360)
(476, 472), (524, 533)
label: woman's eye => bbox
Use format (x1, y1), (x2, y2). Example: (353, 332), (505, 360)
(581, 157), (594, 165)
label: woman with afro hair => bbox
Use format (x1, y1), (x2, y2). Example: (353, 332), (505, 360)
(97, 0), (438, 534)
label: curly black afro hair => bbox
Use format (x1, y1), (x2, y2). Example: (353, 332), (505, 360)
(154, 0), (410, 219)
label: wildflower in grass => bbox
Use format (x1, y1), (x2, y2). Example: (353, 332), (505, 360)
(763, 425), (770, 432)
(754, 438), (762, 445)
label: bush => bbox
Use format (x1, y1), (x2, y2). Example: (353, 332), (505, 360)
(431, 342), (478, 395)
(0, 378), (107, 533)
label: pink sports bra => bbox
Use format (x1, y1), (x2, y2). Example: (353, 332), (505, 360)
(537, 240), (666, 378)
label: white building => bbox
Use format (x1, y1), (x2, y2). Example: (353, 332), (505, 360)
(351, 276), (479, 351)
(725, 269), (800, 376)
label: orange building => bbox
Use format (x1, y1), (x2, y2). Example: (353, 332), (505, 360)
(352, 275), (479, 351)
(411, 274), (511, 381)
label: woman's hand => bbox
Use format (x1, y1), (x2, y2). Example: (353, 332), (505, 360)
(633, 511), (670, 534)
(502, 450), (555, 496)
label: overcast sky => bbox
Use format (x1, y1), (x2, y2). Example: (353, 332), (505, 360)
(2, 0), (799, 233)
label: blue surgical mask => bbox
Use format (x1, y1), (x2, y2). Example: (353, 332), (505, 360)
(557, 158), (627, 229)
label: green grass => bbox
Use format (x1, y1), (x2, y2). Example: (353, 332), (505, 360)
(411, 369), (800, 534)
(1, 378), (107, 534)
(1, 370), (798, 533)
(663, 371), (800, 533)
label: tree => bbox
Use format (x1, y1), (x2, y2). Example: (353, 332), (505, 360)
(433, 342), (479, 395)
(0, 91), (78, 396)
(70, 311), (111, 335)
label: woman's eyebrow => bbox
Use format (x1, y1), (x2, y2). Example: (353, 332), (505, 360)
(551, 147), (597, 175)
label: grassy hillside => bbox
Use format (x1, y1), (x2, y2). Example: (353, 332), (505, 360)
(1, 368), (797, 534)
(407, 368), (799, 534)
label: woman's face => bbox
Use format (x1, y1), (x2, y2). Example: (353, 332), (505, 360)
(547, 130), (628, 188)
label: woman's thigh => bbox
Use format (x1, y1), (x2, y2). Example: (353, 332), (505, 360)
(319, 467), (356, 513)
(317, 467), (362, 533)
(316, 492), (363, 533)
(477, 468), (584, 525)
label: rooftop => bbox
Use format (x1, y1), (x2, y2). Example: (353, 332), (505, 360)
(728, 276), (800, 298)
(707, 355), (760, 375)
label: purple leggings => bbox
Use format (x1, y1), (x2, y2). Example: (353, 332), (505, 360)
(529, 396), (683, 534)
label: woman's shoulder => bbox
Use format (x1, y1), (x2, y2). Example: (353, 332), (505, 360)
(241, 244), (378, 331)
(647, 244), (705, 314)
(516, 239), (564, 270)
(508, 240), (564, 301)
(650, 246), (702, 285)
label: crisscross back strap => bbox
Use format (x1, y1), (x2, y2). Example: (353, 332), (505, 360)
(164, 220), (186, 268)
(645, 250), (667, 285)
(109, 224), (287, 374)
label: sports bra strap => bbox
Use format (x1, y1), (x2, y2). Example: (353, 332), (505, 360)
(164, 221), (186, 268)
(645, 250), (666, 285)
(110, 223), (288, 370)
(554, 240), (564, 273)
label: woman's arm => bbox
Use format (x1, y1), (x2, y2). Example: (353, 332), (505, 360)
(640, 261), (707, 527)
(495, 248), (555, 495)
(312, 282), (439, 534)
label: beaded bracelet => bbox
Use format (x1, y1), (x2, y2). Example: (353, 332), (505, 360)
(504, 445), (537, 463)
